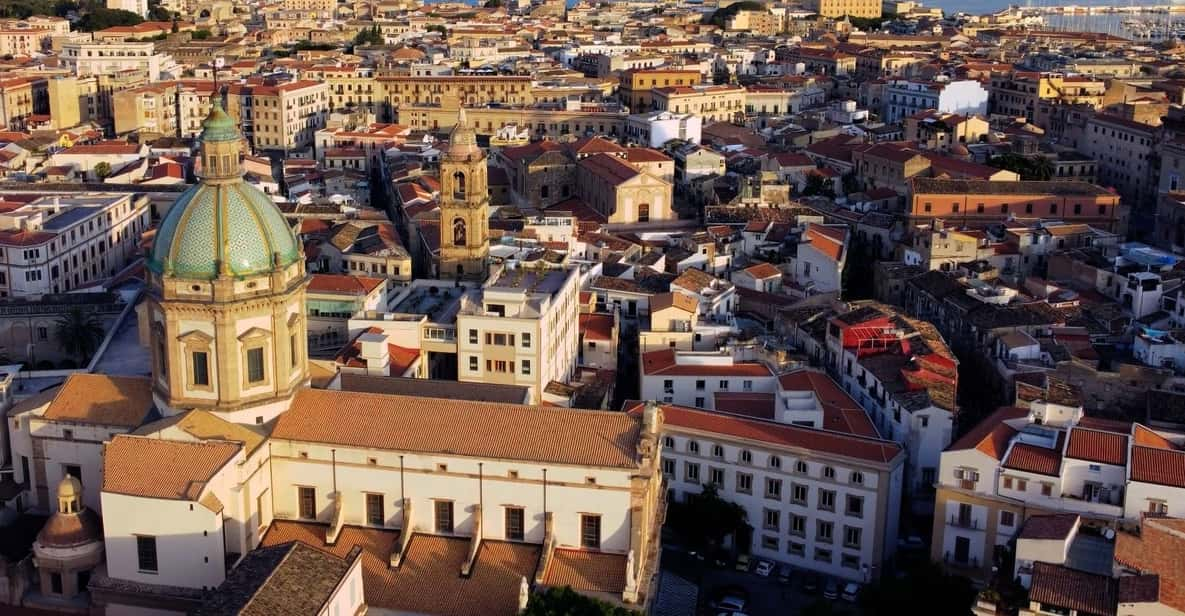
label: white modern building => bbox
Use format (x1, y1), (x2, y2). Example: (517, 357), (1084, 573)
(624, 111), (702, 148)
(883, 79), (988, 123)
(0, 194), (151, 297)
(59, 41), (180, 82)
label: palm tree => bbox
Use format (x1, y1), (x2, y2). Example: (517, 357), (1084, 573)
(55, 307), (106, 366)
(1029, 156), (1055, 181)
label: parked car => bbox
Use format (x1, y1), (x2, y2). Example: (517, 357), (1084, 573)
(754, 559), (774, 577)
(735, 554), (751, 572)
(823, 578), (839, 600)
(802, 572), (821, 594)
(842, 582), (861, 602)
(776, 563), (793, 583)
(709, 585), (749, 611)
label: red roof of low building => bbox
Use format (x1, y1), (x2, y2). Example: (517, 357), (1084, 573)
(307, 274), (385, 295)
(1065, 426), (1128, 466)
(1003, 442), (1063, 477)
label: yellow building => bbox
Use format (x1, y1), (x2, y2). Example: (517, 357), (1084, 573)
(0, 77), (42, 131)
(651, 85), (745, 124)
(398, 103), (628, 140)
(809, 0), (882, 18)
(226, 79), (329, 152)
(618, 68), (703, 113)
(378, 75), (533, 113)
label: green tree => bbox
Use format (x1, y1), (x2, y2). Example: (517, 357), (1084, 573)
(523, 586), (639, 616)
(802, 172), (835, 198)
(1029, 155), (1054, 181)
(666, 483), (749, 551)
(354, 25), (383, 46)
(191, 28), (211, 40)
(55, 307), (106, 365)
(426, 24), (448, 36)
(93, 161), (111, 180)
(77, 7), (143, 31)
(483, 0), (503, 7)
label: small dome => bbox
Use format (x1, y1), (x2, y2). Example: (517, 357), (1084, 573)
(200, 102), (239, 143)
(148, 181), (301, 280)
(446, 109), (483, 162)
(37, 508), (102, 549)
(57, 474), (81, 500)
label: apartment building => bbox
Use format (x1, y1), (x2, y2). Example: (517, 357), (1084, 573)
(1080, 114), (1159, 214)
(0, 194), (151, 297)
(226, 79), (330, 153)
(112, 80), (217, 138)
(400, 102), (628, 140)
(988, 72), (1105, 129)
(618, 68), (702, 113)
(653, 372), (904, 582)
(0, 77), (42, 131)
(640, 348), (777, 409)
(59, 41), (178, 82)
(806, 305), (958, 497)
(454, 267), (581, 404)
(908, 178), (1121, 232)
(307, 65), (380, 112)
(808, 0), (882, 17)
(931, 400), (1185, 583)
(625, 111), (702, 148)
(652, 85), (746, 124)
(883, 79), (989, 123)
(378, 75), (534, 112)
(0, 28), (39, 57)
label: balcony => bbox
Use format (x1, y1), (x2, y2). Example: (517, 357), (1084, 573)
(949, 515), (981, 530)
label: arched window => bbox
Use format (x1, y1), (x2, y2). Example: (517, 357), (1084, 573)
(453, 171), (466, 199)
(851, 471), (864, 485)
(452, 217), (466, 247)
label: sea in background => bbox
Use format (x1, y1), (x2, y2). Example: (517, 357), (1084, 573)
(925, 0), (1183, 37)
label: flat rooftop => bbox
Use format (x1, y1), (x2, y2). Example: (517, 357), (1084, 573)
(388, 284), (466, 322)
(912, 178), (1112, 196)
(487, 268), (569, 296)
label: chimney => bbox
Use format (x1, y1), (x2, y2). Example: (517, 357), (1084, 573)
(357, 332), (390, 376)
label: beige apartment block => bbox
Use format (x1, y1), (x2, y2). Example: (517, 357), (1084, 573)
(810, 0), (882, 18)
(652, 85), (746, 124)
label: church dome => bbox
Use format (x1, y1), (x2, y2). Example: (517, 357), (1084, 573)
(36, 475), (102, 549)
(445, 109), (483, 162)
(147, 103), (301, 280)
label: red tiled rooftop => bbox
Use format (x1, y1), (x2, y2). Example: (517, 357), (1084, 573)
(1065, 427), (1127, 466)
(308, 273), (385, 295)
(1003, 442), (1062, 477)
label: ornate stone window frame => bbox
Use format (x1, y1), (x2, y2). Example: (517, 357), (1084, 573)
(178, 330), (215, 392)
(239, 327), (273, 388)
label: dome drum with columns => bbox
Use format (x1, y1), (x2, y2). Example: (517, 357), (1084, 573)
(144, 100), (310, 423)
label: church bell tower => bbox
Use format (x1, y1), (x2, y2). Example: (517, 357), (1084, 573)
(439, 109), (489, 280)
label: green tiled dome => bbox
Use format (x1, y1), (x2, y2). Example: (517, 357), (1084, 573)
(147, 180), (300, 280)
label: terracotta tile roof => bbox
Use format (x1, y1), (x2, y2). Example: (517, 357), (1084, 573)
(41, 374), (153, 428)
(579, 153), (640, 186)
(307, 273), (385, 295)
(134, 409), (267, 455)
(196, 541), (357, 616)
(1028, 562), (1117, 616)
(102, 436), (240, 501)
(333, 328), (422, 375)
(542, 548), (626, 594)
(1018, 513), (1078, 540)
(1118, 575), (1160, 605)
(641, 349), (771, 377)
(803, 224), (846, 262)
(743, 262), (781, 279)
(1065, 427), (1128, 466)
(260, 522), (538, 616)
(1130, 446), (1185, 488)
(948, 406), (1027, 459)
(635, 403), (901, 464)
(649, 291), (697, 314)
(713, 392), (774, 419)
(625, 147), (671, 164)
(1003, 442), (1063, 477)
(579, 313), (615, 342)
(272, 389), (642, 469)
(777, 370), (879, 438)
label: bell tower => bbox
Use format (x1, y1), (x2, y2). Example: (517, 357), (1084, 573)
(439, 109), (489, 280)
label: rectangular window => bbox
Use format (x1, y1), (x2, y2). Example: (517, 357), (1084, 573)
(709, 467), (725, 486)
(246, 347), (265, 383)
(765, 478), (782, 500)
(789, 541), (805, 557)
(816, 520), (833, 543)
(581, 514), (601, 549)
(64, 464), (81, 484)
(762, 535), (779, 550)
(505, 507), (525, 541)
(814, 548), (832, 563)
(192, 351), (209, 386)
(522, 333), (531, 348)
(685, 462), (700, 483)
(789, 513), (806, 537)
(764, 508), (780, 531)
(521, 360), (531, 375)
(469, 329), (478, 344)
(469, 356), (478, 371)
(299, 486), (316, 520)
(662, 458), (675, 475)
(843, 526), (862, 549)
(791, 483), (808, 506)
(1000, 511), (1015, 527)
(736, 472), (753, 494)
(366, 493), (384, 526)
(846, 495), (864, 518)
(136, 535), (158, 572)
(434, 500), (454, 534)
(841, 553), (860, 569)
(818, 489), (835, 512)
